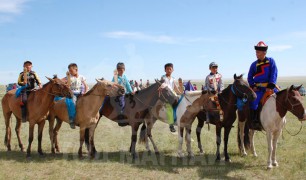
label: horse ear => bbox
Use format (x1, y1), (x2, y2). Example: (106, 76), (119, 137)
(296, 84), (303, 91)
(46, 76), (54, 82)
(96, 78), (102, 83)
(234, 74), (237, 80)
(289, 85), (294, 91)
(155, 79), (161, 85)
(202, 90), (207, 94)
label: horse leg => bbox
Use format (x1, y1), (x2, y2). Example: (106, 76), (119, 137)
(15, 118), (25, 152)
(272, 130), (281, 167)
(266, 131), (273, 169)
(88, 126), (97, 158)
(196, 116), (205, 154)
(48, 116), (55, 154)
(78, 127), (86, 158)
(53, 119), (63, 153)
(146, 119), (159, 154)
(224, 126), (232, 162)
(215, 126), (222, 161)
(26, 123), (35, 158)
(91, 130), (97, 155)
(249, 129), (257, 157)
(238, 121), (247, 156)
(185, 125), (194, 157)
(4, 111), (12, 151)
(37, 120), (46, 156)
(177, 126), (184, 157)
(130, 123), (141, 159)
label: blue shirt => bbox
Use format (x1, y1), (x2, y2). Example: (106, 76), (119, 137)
(112, 74), (133, 94)
(248, 57), (278, 88)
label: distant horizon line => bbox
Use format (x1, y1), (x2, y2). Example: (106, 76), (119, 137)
(1, 75), (305, 86)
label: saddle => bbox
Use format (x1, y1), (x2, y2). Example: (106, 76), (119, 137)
(260, 90), (274, 106)
(209, 95), (224, 121)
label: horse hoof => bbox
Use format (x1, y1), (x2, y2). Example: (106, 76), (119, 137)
(241, 153), (247, 157)
(26, 154), (31, 159)
(253, 153), (258, 157)
(272, 162), (278, 167)
(267, 165), (273, 169)
(215, 158), (221, 162)
(155, 151), (160, 155)
(188, 152), (195, 158)
(177, 153), (184, 158)
(21, 148), (25, 152)
(132, 154), (138, 160)
(225, 158), (232, 163)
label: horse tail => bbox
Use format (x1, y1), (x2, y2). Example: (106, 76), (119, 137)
(1, 94), (12, 146)
(138, 122), (147, 144)
(84, 128), (90, 151)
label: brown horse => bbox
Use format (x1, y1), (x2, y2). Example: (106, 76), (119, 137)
(1, 76), (73, 157)
(53, 80), (178, 159)
(237, 85), (306, 168)
(194, 74), (256, 162)
(49, 79), (125, 157)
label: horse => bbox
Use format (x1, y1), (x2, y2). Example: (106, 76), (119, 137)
(141, 90), (216, 157)
(187, 74), (256, 162)
(237, 85), (306, 169)
(48, 79), (125, 157)
(1, 76), (73, 157)
(53, 79), (178, 159)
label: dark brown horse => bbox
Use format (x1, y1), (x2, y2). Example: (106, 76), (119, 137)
(195, 74), (256, 162)
(2, 76), (73, 157)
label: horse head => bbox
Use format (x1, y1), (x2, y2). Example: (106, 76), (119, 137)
(46, 76), (73, 98)
(232, 73), (257, 102)
(155, 79), (178, 105)
(285, 85), (306, 121)
(95, 79), (125, 97)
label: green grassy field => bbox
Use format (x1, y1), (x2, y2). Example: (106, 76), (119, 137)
(0, 78), (305, 179)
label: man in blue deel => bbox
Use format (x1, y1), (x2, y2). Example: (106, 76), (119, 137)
(247, 41), (278, 130)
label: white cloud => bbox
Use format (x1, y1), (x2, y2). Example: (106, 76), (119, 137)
(0, 0), (29, 14)
(103, 31), (178, 44)
(103, 31), (235, 45)
(269, 45), (293, 52)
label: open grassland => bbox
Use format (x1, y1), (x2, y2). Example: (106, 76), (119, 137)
(0, 77), (305, 179)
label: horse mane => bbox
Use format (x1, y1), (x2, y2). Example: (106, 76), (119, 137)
(82, 83), (99, 97)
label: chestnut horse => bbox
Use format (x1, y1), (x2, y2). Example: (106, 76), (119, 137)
(2, 76), (73, 157)
(49, 79), (125, 157)
(237, 85), (306, 168)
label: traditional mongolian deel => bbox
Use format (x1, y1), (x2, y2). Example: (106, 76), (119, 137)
(248, 57), (278, 110)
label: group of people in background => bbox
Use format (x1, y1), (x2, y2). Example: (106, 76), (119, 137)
(16, 41), (279, 131)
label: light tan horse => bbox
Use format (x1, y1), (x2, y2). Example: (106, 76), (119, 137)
(2, 76), (73, 157)
(48, 79), (125, 157)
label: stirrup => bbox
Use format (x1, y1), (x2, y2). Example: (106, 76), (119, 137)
(69, 122), (75, 129)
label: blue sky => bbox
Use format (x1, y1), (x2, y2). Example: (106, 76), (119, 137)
(1, 0), (306, 84)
